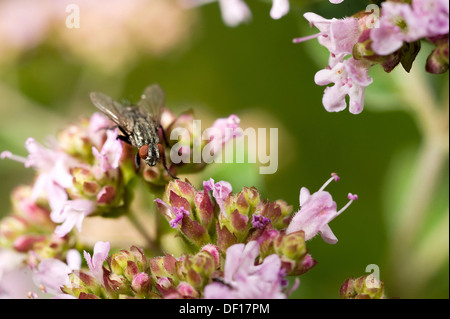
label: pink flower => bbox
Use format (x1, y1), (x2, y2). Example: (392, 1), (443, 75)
(205, 114), (241, 156)
(169, 206), (191, 228)
(330, 0), (344, 3)
(154, 198), (191, 228)
(1, 138), (76, 215)
(314, 58), (373, 114)
(32, 249), (81, 296)
(83, 241), (110, 284)
(293, 13), (360, 56)
(203, 178), (232, 212)
(51, 199), (97, 237)
(370, 1), (427, 56)
(183, 0), (290, 26)
(204, 241), (290, 298)
(218, 0), (252, 27)
(270, 0), (289, 20)
(412, 0), (449, 36)
(92, 127), (123, 174)
(286, 173), (358, 244)
(88, 112), (114, 149)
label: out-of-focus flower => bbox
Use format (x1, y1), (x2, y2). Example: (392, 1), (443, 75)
(370, 1), (426, 56)
(203, 114), (241, 158)
(204, 241), (292, 298)
(32, 249), (81, 296)
(270, 0), (290, 20)
(1, 138), (76, 215)
(182, 0), (290, 27)
(0, 0), (198, 70)
(0, 185), (74, 267)
(413, 0), (449, 36)
(286, 173), (358, 244)
(426, 35), (449, 74)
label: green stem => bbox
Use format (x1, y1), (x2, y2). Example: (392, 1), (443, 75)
(387, 63), (449, 296)
(127, 210), (155, 252)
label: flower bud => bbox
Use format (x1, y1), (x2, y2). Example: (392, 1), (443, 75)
(273, 231), (316, 275)
(109, 246), (148, 282)
(340, 274), (386, 299)
(201, 244), (220, 269)
(194, 190), (215, 229)
(215, 222), (237, 254)
(155, 277), (178, 297)
(61, 271), (102, 298)
(177, 281), (199, 298)
(169, 180), (197, 206)
(149, 254), (178, 280)
(426, 36), (449, 74)
(274, 231), (307, 261)
(11, 185), (53, 227)
(131, 272), (152, 297)
(180, 250), (216, 290)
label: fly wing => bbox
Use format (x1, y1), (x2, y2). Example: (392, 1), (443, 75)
(90, 92), (134, 133)
(137, 84), (165, 127)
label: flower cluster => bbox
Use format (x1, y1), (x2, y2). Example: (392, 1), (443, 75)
(340, 273), (386, 299)
(155, 174), (357, 279)
(294, 0), (448, 114)
(2, 113), (127, 240)
(1, 82), (365, 299)
(0, 0), (196, 70)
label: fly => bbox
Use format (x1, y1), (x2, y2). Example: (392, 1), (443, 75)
(89, 84), (177, 179)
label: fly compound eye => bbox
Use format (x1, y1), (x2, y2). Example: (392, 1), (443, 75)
(139, 145), (149, 159)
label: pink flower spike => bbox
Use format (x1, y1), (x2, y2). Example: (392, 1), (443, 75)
(348, 193), (358, 201)
(84, 241), (110, 284)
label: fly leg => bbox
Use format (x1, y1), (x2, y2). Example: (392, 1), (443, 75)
(159, 125), (170, 147)
(135, 152), (141, 170)
(157, 125), (177, 179)
(115, 131), (141, 171)
(157, 142), (178, 180)
(117, 134), (132, 144)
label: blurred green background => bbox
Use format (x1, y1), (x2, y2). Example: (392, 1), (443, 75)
(0, 0), (448, 298)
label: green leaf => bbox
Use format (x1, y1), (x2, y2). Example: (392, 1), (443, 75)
(400, 41), (421, 73)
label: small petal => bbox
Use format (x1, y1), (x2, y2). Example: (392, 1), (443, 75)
(219, 0), (252, 27)
(270, 0), (289, 20)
